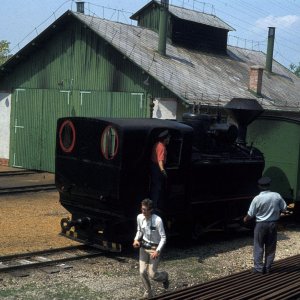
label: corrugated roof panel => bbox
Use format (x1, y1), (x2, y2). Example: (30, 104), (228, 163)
(1, 10), (300, 113)
(74, 12), (300, 112)
(168, 4), (235, 31)
(132, 0), (235, 31)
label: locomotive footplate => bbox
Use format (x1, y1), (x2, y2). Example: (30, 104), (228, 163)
(60, 225), (122, 252)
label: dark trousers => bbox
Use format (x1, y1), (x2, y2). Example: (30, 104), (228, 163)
(253, 221), (277, 272)
(150, 163), (165, 209)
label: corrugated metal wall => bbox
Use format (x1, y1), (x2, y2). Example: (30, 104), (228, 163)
(137, 4), (161, 32)
(137, 4), (173, 39)
(2, 16), (178, 172)
(10, 89), (148, 172)
(40, 90), (71, 171)
(248, 119), (300, 202)
(10, 89), (43, 169)
(1, 20), (175, 94)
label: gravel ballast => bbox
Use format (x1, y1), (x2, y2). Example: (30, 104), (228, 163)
(0, 191), (299, 299)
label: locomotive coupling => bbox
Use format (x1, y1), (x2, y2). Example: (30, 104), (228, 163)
(60, 217), (91, 232)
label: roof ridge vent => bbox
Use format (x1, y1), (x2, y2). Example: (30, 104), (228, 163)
(76, 1), (85, 14)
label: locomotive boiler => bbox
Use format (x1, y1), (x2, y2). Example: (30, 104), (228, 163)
(56, 98), (264, 251)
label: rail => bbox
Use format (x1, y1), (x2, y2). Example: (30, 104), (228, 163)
(0, 245), (103, 273)
(0, 184), (56, 195)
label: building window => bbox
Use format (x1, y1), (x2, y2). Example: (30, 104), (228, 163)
(101, 126), (119, 160)
(59, 120), (76, 153)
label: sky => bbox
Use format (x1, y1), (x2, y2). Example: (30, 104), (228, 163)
(1, 0), (300, 69)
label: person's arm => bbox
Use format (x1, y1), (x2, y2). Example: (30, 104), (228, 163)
(158, 160), (165, 172)
(133, 239), (140, 248)
(243, 198), (257, 223)
(150, 218), (166, 259)
(279, 197), (288, 215)
(243, 214), (252, 223)
(156, 144), (167, 176)
(133, 216), (142, 248)
(280, 197), (287, 212)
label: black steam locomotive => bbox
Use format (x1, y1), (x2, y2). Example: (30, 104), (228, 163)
(56, 98), (264, 251)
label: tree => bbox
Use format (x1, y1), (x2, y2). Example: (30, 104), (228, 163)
(289, 62), (300, 78)
(0, 40), (10, 66)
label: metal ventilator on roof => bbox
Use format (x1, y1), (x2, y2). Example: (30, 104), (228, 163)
(266, 27), (275, 73)
(158, 0), (169, 56)
(76, 1), (85, 14)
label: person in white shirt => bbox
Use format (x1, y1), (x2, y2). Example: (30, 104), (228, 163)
(133, 198), (169, 299)
(244, 176), (287, 274)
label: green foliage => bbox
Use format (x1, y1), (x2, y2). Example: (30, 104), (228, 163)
(0, 40), (10, 65)
(289, 62), (300, 78)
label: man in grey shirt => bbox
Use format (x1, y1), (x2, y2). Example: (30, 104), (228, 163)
(133, 198), (169, 299)
(244, 176), (287, 274)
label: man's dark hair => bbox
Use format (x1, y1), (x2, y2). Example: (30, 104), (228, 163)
(141, 198), (153, 210)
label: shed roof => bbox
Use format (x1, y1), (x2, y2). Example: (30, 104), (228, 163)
(74, 12), (300, 112)
(131, 0), (235, 31)
(1, 10), (300, 113)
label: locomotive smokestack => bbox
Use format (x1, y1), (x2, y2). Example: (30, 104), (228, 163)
(158, 0), (169, 56)
(266, 27), (275, 73)
(225, 98), (263, 145)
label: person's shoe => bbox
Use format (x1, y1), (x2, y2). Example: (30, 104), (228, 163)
(163, 274), (169, 289)
(262, 267), (271, 274)
(142, 290), (154, 299)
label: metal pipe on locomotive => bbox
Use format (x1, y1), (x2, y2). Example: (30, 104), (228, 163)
(55, 98), (264, 251)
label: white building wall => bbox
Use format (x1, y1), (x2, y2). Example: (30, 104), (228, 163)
(153, 98), (177, 120)
(0, 92), (11, 160)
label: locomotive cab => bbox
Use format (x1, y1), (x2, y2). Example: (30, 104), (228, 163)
(56, 117), (193, 249)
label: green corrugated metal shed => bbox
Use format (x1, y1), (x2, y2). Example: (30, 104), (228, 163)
(0, 11), (181, 172)
(2, 2), (300, 176)
(248, 116), (300, 204)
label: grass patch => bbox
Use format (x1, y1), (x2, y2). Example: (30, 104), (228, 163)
(0, 282), (103, 300)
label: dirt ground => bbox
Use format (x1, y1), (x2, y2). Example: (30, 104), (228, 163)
(0, 191), (79, 255)
(1, 189), (300, 299)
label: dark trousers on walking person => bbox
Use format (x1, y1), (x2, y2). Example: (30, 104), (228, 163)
(253, 221), (277, 273)
(150, 163), (166, 210)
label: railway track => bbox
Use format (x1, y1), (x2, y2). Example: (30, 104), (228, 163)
(0, 183), (56, 195)
(0, 170), (56, 194)
(0, 245), (104, 273)
(0, 170), (36, 176)
(152, 254), (300, 300)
